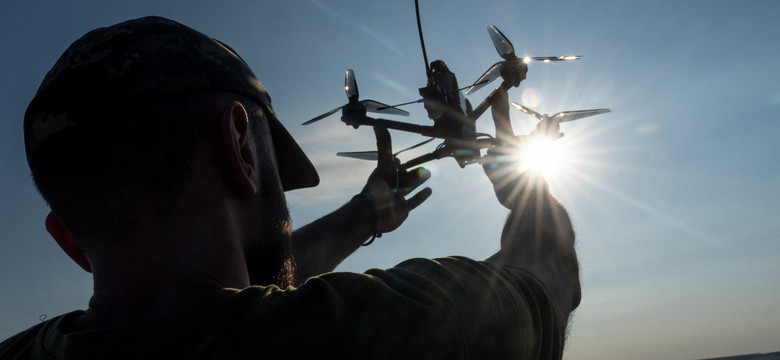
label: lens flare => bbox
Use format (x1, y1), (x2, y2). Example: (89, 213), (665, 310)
(521, 88), (542, 107)
(519, 137), (564, 177)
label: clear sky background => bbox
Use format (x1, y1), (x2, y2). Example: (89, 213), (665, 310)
(1, 1), (779, 359)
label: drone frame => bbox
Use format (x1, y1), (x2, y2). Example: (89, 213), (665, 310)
(302, 21), (607, 171)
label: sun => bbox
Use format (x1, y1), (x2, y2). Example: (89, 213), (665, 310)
(517, 137), (570, 180)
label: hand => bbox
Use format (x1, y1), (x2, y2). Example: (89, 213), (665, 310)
(499, 61), (528, 88)
(361, 126), (432, 233)
(531, 118), (564, 140)
(481, 140), (548, 210)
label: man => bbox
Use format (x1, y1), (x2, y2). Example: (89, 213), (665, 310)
(0, 16), (580, 359)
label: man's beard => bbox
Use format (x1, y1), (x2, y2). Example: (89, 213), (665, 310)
(246, 175), (297, 288)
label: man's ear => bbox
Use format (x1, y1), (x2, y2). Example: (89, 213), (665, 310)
(45, 212), (92, 273)
(220, 101), (259, 195)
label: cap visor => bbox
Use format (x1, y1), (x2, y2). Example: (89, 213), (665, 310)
(268, 116), (319, 191)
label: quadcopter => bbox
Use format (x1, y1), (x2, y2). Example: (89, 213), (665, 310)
(302, 2), (610, 171)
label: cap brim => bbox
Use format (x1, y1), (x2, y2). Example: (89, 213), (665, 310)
(267, 116), (319, 191)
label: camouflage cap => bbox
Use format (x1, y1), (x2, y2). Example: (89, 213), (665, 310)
(24, 16), (319, 191)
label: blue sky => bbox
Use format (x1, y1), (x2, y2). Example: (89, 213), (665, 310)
(1, 1), (779, 359)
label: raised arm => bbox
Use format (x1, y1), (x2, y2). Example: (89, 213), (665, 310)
(484, 171), (581, 328)
(291, 126), (431, 284)
(482, 84), (581, 329)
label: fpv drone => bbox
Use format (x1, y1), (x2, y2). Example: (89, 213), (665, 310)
(303, 2), (610, 171)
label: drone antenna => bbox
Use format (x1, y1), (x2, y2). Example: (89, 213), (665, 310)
(415, 0), (432, 80)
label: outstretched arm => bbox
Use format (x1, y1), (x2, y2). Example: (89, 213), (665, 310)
(484, 173), (581, 328)
(290, 195), (377, 286)
(482, 140), (580, 329)
(291, 126), (431, 284)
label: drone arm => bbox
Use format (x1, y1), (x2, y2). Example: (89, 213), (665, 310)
(351, 116), (440, 138)
(467, 80), (514, 122)
(400, 147), (452, 170)
(467, 81), (517, 142)
(399, 137), (503, 170)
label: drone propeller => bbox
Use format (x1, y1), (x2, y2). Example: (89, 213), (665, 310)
(302, 69), (410, 125)
(488, 25), (515, 59)
(465, 63), (503, 95)
(464, 25), (582, 95)
(345, 67), (358, 99)
(337, 138), (435, 161)
(335, 151), (385, 161)
(511, 102), (611, 123)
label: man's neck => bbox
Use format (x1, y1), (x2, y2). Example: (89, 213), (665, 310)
(70, 201), (254, 333)
(69, 276), (229, 333)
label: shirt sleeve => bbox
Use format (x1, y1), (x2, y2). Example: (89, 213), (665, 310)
(0, 257), (565, 360)
(235, 256), (565, 359)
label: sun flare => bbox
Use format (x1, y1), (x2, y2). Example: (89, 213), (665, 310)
(518, 137), (569, 179)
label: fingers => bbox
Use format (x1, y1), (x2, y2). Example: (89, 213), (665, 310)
(481, 145), (526, 190)
(398, 167), (431, 195)
(533, 118), (561, 139)
(482, 146), (514, 173)
(373, 126), (394, 173)
(400, 167), (432, 212)
(406, 187), (432, 211)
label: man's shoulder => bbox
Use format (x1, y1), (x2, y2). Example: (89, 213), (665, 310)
(0, 319), (54, 359)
